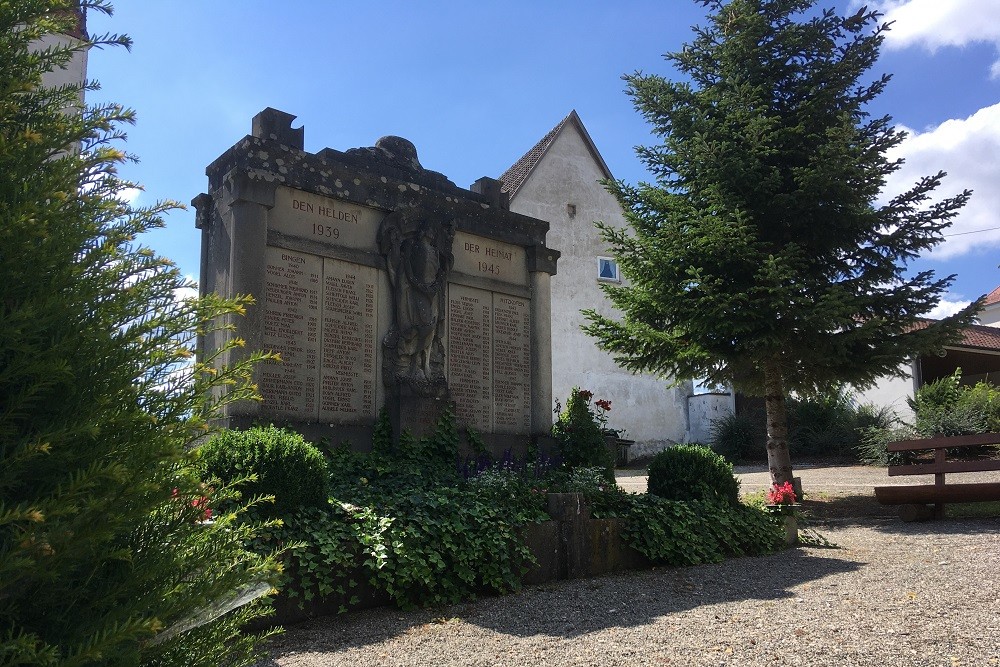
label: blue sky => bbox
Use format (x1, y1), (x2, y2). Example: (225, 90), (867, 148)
(87, 1), (1000, 314)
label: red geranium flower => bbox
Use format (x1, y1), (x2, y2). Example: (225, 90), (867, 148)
(766, 481), (796, 505)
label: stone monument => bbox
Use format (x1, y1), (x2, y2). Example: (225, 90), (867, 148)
(195, 108), (559, 453)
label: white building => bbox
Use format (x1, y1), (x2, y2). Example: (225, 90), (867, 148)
(978, 285), (1000, 327)
(498, 111), (702, 456)
(38, 4), (88, 104)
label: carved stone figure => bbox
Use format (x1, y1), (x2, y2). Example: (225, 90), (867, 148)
(379, 208), (455, 395)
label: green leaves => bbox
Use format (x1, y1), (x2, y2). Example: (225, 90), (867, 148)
(591, 494), (785, 565)
(0, 3), (282, 665)
(587, 0), (980, 398)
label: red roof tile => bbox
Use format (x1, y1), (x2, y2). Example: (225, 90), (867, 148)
(910, 318), (1000, 351)
(984, 285), (1000, 306)
(499, 113), (572, 198)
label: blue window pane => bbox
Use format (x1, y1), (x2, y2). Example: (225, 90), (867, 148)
(599, 259), (616, 279)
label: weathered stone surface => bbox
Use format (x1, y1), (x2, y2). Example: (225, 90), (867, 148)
(198, 108), (559, 448)
(271, 186), (381, 252)
(447, 284), (493, 433)
(319, 259), (378, 423)
(260, 247), (321, 419)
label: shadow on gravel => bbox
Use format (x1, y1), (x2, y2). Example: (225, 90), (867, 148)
(260, 548), (863, 658)
(461, 549), (863, 640)
(802, 493), (1000, 535)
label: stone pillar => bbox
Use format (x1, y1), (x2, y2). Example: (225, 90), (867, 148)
(221, 170), (276, 419)
(191, 193), (213, 366)
(528, 245), (559, 436)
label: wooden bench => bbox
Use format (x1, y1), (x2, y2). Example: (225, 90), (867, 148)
(873, 432), (1000, 521)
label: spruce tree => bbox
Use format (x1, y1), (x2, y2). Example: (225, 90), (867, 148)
(1, 2), (280, 664)
(583, 0), (979, 484)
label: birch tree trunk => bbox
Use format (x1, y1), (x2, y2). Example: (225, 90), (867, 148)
(763, 359), (794, 485)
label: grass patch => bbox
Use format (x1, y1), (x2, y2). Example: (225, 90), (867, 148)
(945, 501), (1000, 519)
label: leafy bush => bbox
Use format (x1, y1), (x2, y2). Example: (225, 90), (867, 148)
(253, 408), (539, 611)
(590, 492), (783, 564)
(551, 388), (615, 479)
(249, 505), (360, 611)
(348, 485), (535, 608)
(856, 372), (1000, 465)
(711, 389), (889, 462)
(465, 464), (548, 525)
(647, 445), (740, 505)
(909, 369), (1000, 437)
(0, 4), (280, 664)
(709, 410), (766, 463)
(201, 426), (330, 516)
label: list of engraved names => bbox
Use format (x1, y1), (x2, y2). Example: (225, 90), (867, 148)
(447, 284), (493, 432)
(446, 285), (531, 434)
(492, 295), (531, 433)
(261, 249), (321, 419)
(261, 246), (378, 423)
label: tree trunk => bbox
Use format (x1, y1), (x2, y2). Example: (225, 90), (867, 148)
(763, 359), (794, 486)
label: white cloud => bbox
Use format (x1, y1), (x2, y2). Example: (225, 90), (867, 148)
(121, 187), (142, 205)
(174, 274), (199, 303)
(927, 296), (972, 319)
(869, 0), (1000, 77)
(883, 103), (1000, 259)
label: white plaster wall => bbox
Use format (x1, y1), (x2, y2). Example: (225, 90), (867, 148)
(687, 393), (733, 444)
(509, 123), (690, 447)
(979, 302), (1000, 327)
(37, 33), (88, 106)
(852, 362), (917, 422)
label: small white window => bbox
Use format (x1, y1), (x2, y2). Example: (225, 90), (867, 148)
(597, 257), (620, 283)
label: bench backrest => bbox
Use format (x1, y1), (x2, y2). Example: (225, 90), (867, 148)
(886, 432), (1000, 478)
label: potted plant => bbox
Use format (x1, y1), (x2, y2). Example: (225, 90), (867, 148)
(765, 481), (799, 545)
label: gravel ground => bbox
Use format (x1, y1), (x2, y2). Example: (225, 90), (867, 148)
(259, 467), (1000, 667)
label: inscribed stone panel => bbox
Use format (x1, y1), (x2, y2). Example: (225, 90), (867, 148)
(261, 247), (321, 419)
(271, 186), (381, 251)
(447, 284), (493, 432)
(319, 259), (379, 422)
(491, 293), (531, 434)
(453, 231), (527, 287)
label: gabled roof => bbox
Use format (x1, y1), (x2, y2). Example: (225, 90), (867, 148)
(498, 110), (614, 199)
(984, 285), (1000, 306)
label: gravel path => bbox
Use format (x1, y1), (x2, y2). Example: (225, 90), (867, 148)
(260, 467), (1000, 667)
(616, 463), (1000, 495)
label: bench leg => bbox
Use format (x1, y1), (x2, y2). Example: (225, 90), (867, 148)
(899, 504), (937, 522)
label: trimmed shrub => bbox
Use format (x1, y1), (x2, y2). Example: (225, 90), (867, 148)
(201, 426), (329, 516)
(647, 445), (740, 505)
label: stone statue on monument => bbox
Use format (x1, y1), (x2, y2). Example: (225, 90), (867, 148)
(379, 208), (455, 396)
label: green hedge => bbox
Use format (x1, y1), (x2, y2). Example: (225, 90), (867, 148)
(200, 426), (329, 516)
(647, 444), (740, 505)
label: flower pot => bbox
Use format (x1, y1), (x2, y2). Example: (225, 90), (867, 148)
(781, 514), (797, 545)
(764, 504), (799, 545)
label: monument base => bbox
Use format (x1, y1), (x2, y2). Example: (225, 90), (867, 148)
(389, 387), (454, 441)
